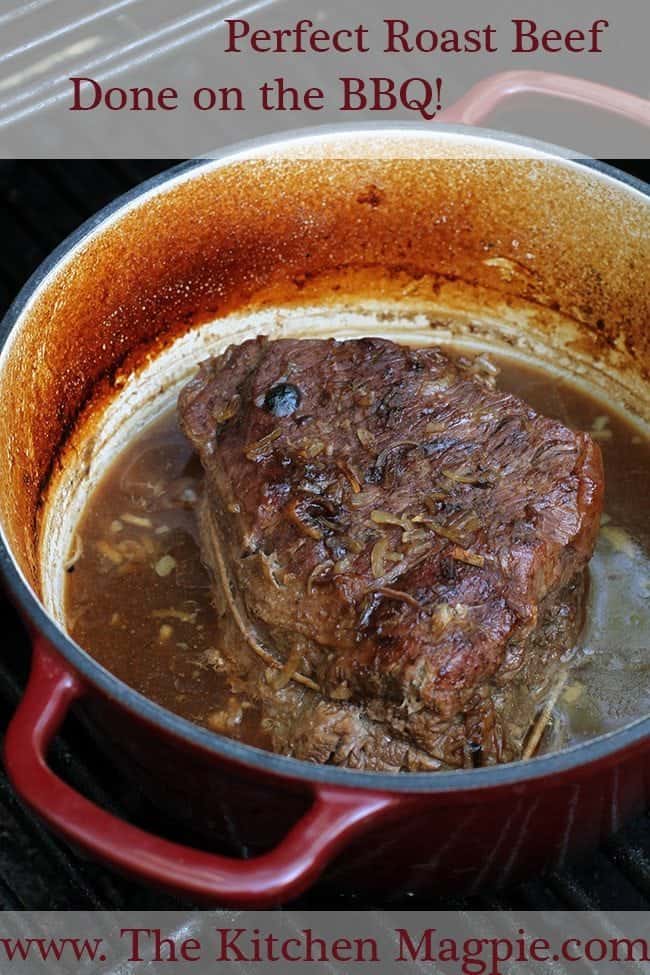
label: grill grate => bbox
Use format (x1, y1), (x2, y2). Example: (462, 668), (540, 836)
(0, 159), (648, 909)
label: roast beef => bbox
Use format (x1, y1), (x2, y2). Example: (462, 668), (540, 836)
(179, 337), (604, 770)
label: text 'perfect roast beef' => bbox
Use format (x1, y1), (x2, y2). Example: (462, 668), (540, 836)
(179, 337), (604, 771)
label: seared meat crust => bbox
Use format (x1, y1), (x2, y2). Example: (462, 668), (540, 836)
(179, 337), (603, 769)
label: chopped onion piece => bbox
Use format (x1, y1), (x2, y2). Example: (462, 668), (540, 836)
(121, 512), (152, 528)
(451, 546), (485, 567)
(96, 540), (123, 565)
(155, 555), (177, 577)
(244, 427), (281, 460)
(371, 509), (410, 529)
(64, 534), (84, 571)
(371, 538), (388, 578)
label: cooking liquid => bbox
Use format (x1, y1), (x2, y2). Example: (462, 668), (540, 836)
(64, 350), (650, 761)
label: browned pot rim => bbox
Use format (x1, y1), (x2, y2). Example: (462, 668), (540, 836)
(1, 124), (649, 794)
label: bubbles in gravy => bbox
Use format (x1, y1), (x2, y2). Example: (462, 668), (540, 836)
(64, 349), (650, 760)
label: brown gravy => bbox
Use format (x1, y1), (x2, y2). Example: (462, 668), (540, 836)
(64, 348), (650, 760)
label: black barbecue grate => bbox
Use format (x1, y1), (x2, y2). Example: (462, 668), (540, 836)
(0, 159), (648, 910)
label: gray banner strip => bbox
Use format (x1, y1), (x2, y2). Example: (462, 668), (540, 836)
(0, 912), (650, 974)
(0, 0), (648, 158)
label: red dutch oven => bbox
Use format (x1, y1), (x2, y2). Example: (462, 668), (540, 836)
(1, 74), (649, 906)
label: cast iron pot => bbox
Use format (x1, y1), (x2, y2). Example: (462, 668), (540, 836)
(1, 81), (649, 906)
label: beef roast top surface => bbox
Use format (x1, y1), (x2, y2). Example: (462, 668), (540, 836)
(179, 337), (603, 720)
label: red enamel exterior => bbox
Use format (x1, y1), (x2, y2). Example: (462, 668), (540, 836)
(441, 70), (650, 127)
(4, 638), (403, 905)
(5, 636), (649, 904)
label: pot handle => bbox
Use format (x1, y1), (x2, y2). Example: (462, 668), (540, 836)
(442, 70), (650, 127)
(4, 638), (401, 906)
